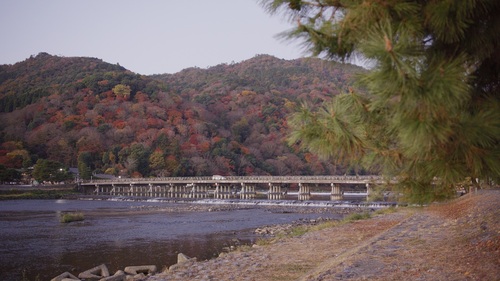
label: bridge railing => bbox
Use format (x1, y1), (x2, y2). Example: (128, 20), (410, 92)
(82, 175), (389, 185)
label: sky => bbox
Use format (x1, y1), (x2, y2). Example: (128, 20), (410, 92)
(0, 0), (306, 75)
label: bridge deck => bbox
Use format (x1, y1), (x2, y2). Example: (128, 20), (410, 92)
(81, 175), (389, 186)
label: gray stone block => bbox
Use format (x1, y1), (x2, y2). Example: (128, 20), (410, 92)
(50, 271), (80, 281)
(124, 265), (157, 275)
(177, 253), (191, 264)
(78, 264), (110, 280)
(98, 270), (126, 281)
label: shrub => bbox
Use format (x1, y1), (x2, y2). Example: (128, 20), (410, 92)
(60, 212), (84, 223)
(344, 212), (372, 222)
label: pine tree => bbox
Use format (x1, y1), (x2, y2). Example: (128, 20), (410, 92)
(262, 0), (500, 203)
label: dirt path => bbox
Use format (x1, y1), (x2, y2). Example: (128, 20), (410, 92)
(147, 190), (499, 281)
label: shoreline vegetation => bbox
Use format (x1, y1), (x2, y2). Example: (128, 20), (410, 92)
(0, 185), (78, 200)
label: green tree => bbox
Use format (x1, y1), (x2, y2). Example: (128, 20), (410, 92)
(77, 152), (93, 180)
(263, 0), (500, 203)
(112, 84), (131, 98)
(128, 143), (151, 176)
(33, 159), (71, 183)
(0, 165), (22, 183)
(149, 149), (166, 174)
(231, 117), (251, 143)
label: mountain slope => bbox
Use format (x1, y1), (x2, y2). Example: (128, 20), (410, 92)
(0, 53), (365, 178)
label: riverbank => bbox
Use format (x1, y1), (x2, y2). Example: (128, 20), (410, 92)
(0, 184), (78, 200)
(146, 190), (499, 281)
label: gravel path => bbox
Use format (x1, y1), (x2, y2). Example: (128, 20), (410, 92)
(146, 211), (407, 281)
(311, 190), (499, 281)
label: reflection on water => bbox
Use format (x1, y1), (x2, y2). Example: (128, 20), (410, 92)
(0, 199), (340, 281)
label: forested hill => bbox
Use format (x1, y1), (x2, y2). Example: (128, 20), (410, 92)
(0, 53), (364, 179)
(0, 52), (161, 113)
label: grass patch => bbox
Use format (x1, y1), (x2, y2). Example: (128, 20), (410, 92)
(288, 225), (309, 237)
(0, 189), (79, 200)
(60, 212), (85, 223)
(344, 212), (372, 222)
(234, 244), (253, 252)
(282, 263), (312, 272)
(374, 206), (398, 215)
(255, 237), (277, 246)
(310, 220), (340, 231)
(273, 225), (311, 240)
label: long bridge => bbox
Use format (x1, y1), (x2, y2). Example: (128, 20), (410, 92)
(80, 175), (392, 201)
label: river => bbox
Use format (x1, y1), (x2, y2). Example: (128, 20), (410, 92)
(0, 199), (346, 281)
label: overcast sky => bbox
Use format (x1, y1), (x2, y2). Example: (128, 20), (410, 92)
(0, 0), (306, 75)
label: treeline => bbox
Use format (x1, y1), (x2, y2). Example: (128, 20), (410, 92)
(0, 53), (365, 180)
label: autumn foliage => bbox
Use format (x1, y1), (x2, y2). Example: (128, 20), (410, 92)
(0, 53), (363, 178)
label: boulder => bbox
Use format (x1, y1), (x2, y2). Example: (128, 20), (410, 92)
(50, 272), (80, 281)
(168, 253), (197, 271)
(123, 265), (157, 275)
(177, 253), (191, 264)
(98, 270), (126, 281)
(78, 264), (110, 280)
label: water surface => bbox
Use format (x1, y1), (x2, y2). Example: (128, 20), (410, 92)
(0, 199), (341, 281)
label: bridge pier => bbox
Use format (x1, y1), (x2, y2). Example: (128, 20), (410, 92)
(170, 184), (177, 198)
(150, 185), (161, 197)
(214, 183), (232, 199)
(110, 185), (129, 196)
(240, 183), (256, 199)
(190, 184), (209, 199)
(298, 183), (311, 200)
(128, 184), (134, 197)
(182, 185), (189, 198)
(147, 184), (153, 197)
(268, 183), (283, 200)
(147, 184), (165, 197)
(158, 185), (167, 197)
(130, 184), (140, 197)
(168, 184), (189, 198)
(366, 183), (371, 201)
(94, 185), (113, 196)
(331, 183), (343, 200)
(113, 185), (120, 196)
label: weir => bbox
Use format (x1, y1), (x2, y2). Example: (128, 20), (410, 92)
(84, 175), (393, 201)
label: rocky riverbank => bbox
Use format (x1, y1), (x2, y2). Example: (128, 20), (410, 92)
(47, 200), (375, 281)
(144, 190), (499, 281)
